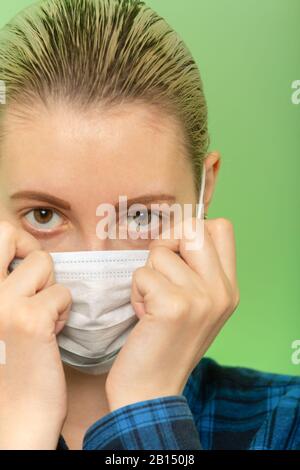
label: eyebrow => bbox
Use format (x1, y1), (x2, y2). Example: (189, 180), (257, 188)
(115, 194), (176, 211)
(10, 191), (72, 210)
(10, 191), (176, 211)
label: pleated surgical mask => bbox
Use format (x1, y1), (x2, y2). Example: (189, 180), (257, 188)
(9, 166), (206, 375)
(53, 249), (149, 375)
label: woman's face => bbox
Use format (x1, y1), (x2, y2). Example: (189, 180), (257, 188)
(0, 100), (198, 252)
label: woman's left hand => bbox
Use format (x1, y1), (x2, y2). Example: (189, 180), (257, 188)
(105, 217), (240, 411)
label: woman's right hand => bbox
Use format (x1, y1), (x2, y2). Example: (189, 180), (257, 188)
(0, 221), (72, 450)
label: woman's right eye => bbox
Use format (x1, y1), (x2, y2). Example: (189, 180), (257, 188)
(23, 208), (65, 232)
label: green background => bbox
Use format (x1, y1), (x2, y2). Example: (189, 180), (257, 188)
(1, 0), (299, 375)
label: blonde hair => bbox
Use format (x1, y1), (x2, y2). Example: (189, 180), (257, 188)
(0, 0), (209, 194)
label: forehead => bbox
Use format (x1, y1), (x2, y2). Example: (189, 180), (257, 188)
(0, 100), (191, 197)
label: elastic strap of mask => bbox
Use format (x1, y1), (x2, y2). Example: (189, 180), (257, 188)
(196, 164), (206, 219)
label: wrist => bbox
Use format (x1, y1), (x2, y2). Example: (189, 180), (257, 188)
(0, 410), (65, 450)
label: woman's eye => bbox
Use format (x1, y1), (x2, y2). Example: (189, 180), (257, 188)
(23, 208), (64, 231)
(127, 209), (161, 234)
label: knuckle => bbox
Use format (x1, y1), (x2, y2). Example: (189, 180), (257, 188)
(222, 288), (232, 311)
(215, 217), (234, 232)
(132, 266), (148, 284)
(219, 295), (232, 319)
(149, 246), (168, 264)
(57, 283), (72, 303)
(167, 292), (190, 321)
(32, 250), (53, 268)
(133, 265), (147, 278)
(217, 276), (232, 305)
(218, 282), (239, 319)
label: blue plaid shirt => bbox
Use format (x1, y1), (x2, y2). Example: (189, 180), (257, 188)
(57, 357), (300, 450)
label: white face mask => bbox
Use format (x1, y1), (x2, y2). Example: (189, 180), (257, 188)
(9, 167), (206, 375)
(53, 249), (149, 375)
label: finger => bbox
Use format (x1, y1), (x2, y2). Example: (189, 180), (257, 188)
(0, 221), (41, 281)
(205, 218), (238, 288)
(131, 266), (173, 318)
(149, 218), (222, 284)
(30, 283), (72, 333)
(5, 250), (55, 296)
(146, 245), (200, 288)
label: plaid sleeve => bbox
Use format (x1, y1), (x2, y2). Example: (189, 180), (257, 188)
(83, 395), (202, 450)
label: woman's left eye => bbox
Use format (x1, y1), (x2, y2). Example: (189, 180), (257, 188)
(127, 209), (161, 233)
(23, 208), (64, 231)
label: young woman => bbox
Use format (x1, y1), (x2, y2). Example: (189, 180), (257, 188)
(0, 0), (299, 450)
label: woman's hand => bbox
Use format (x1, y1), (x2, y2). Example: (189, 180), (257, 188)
(105, 217), (240, 411)
(0, 221), (72, 450)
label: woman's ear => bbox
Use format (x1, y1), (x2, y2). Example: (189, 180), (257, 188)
(203, 151), (221, 214)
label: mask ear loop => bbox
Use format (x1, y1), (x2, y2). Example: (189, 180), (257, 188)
(196, 164), (206, 219)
